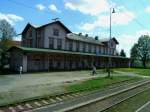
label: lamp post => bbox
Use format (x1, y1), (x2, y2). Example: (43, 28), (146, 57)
(108, 8), (115, 78)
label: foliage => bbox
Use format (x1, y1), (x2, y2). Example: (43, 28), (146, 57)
(130, 35), (150, 68)
(114, 68), (150, 76)
(67, 76), (136, 93)
(0, 19), (16, 70)
(0, 20), (16, 40)
(120, 49), (126, 57)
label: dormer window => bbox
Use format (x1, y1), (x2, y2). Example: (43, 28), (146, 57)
(53, 28), (59, 36)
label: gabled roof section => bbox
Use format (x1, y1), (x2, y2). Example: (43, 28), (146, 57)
(21, 23), (36, 34)
(37, 21), (72, 33)
(66, 33), (104, 45)
(112, 38), (119, 44)
(21, 21), (72, 34)
(99, 37), (119, 44)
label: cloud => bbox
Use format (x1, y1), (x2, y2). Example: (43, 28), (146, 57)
(80, 10), (135, 31)
(49, 4), (61, 13)
(65, 0), (110, 16)
(36, 4), (46, 11)
(117, 29), (150, 57)
(0, 12), (24, 25)
(145, 6), (150, 13)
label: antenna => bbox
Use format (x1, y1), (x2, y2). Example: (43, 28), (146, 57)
(52, 18), (60, 22)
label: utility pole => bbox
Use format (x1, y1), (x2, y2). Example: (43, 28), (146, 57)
(108, 8), (115, 78)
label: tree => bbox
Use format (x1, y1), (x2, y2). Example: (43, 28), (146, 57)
(120, 49), (126, 57)
(130, 43), (138, 67)
(130, 35), (150, 68)
(0, 19), (16, 70)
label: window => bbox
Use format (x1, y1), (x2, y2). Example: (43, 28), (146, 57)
(88, 44), (92, 53)
(49, 38), (54, 49)
(37, 37), (41, 48)
(99, 47), (101, 54)
(34, 59), (40, 65)
(27, 39), (32, 47)
(49, 59), (53, 69)
(101, 47), (104, 54)
(107, 48), (109, 55)
(94, 46), (96, 53)
(69, 41), (73, 51)
(37, 30), (41, 35)
(104, 47), (106, 54)
(57, 39), (62, 50)
(29, 30), (32, 37)
(76, 42), (79, 52)
(53, 29), (59, 36)
(83, 43), (86, 52)
(111, 42), (114, 48)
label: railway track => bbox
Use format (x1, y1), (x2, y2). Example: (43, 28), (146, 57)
(0, 78), (149, 112)
(69, 80), (150, 112)
(32, 78), (150, 112)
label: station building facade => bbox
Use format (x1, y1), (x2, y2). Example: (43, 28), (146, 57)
(8, 21), (130, 72)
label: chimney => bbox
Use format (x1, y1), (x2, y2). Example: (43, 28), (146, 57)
(85, 34), (88, 37)
(78, 33), (82, 36)
(95, 36), (99, 40)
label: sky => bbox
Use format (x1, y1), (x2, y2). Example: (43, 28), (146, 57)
(1, 0), (150, 57)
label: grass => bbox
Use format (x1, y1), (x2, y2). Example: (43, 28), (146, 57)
(66, 76), (138, 93)
(104, 88), (150, 112)
(113, 68), (150, 76)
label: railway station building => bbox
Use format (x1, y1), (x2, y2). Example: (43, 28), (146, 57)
(8, 21), (130, 72)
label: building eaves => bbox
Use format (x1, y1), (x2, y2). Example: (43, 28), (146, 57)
(7, 46), (129, 59)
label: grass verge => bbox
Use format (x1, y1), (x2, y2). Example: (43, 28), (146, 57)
(113, 68), (150, 76)
(66, 76), (139, 93)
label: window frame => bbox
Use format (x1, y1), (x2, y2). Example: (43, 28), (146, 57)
(49, 37), (54, 49)
(53, 28), (59, 36)
(57, 39), (62, 50)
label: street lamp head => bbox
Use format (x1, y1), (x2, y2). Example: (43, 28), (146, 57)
(112, 8), (115, 13)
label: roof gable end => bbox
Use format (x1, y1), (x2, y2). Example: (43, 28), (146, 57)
(21, 23), (35, 34)
(37, 21), (72, 33)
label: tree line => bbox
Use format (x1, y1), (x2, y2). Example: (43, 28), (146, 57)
(0, 20), (16, 70)
(131, 35), (150, 68)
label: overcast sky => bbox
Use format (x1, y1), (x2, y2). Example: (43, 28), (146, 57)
(1, 0), (150, 57)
